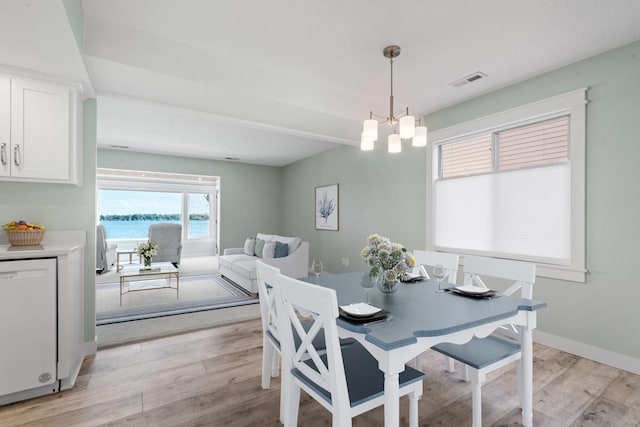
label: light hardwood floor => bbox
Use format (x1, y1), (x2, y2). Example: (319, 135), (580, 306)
(1, 318), (639, 426)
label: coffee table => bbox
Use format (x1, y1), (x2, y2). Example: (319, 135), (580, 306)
(116, 250), (138, 272)
(119, 262), (179, 305)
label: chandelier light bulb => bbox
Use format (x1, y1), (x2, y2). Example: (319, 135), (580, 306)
(388, 133), (402, 153)
(412, 125), (427, 147)
(363, 119), (378, 141)
(399, 115), (415, 138)
(360, 133), (375, 151)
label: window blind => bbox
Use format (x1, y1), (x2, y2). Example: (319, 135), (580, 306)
(498, 115), (569, 171)
(435, 163), (571, 264)
(440, 134), (492, 178)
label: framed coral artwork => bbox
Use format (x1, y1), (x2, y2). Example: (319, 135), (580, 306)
(315, 183), (339, 231)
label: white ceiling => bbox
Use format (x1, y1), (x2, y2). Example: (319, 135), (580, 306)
(3, 1), (640, 166)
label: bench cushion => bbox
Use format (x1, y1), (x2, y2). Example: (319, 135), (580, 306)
(218, 253), (256, 269)
(231, 260), (258, 280)
(432, 335), (521, 370)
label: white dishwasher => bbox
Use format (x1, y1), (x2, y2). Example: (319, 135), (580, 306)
(0, 258), (58, 399)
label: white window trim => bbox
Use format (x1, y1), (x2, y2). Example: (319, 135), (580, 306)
(425, 89), (587, 282)
(96, 168), (218, 244)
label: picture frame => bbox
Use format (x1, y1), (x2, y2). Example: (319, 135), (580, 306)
(315, 184), (339, 231)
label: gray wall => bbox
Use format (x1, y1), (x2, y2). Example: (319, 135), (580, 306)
(424, 40), (640, 360)
(97, 150), (284, 252)
(282, 144), (426, 274)
(283, 40), (640, 362)
(0, 98), (97, 342)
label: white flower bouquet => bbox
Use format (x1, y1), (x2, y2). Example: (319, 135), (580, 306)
(361, 234), (416, 291)
(137, 240), (159, 266)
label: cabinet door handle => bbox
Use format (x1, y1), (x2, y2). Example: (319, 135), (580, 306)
(13, 144), (20, 166)
(1, 143), (6, 165)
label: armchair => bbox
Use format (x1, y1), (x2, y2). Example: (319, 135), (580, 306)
(96, 224), (117, 273)
(148, 223), (183, 266)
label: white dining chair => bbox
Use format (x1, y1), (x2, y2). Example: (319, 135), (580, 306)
(412, 250), (460, 371)
(255, 261), (287, 422)
(256, 260), (354, 423)
(273, 272), (425, 427)
(431, 255), (536, 427)
(413, 250), (460, 284)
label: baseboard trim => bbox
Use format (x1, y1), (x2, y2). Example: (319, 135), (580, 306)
(534, 330), (640, 375)
(83, 338), (98, 356)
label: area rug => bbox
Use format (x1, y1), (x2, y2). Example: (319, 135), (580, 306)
(96, 274), (258, 325)
(96, 304), (262, 348)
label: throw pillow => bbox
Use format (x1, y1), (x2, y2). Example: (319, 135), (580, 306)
(254, 238), (265, 258)
(274, 235), (302, 255)
(274, 241), (289, 258)
(243, 238), (256, 256)
(262, 241), (276, 258)
(256, 233), (274, 242)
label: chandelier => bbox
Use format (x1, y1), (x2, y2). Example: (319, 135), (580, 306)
(361, 45), (427, 152)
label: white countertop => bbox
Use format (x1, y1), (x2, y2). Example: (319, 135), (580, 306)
(0, 231), (86, 259)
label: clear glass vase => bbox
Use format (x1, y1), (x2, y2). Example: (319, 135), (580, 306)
(143, 256), (152, 269)
(377, 274), (400, 293)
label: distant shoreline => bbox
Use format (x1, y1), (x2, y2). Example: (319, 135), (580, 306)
(100, 219), (209, 239)
(100, 214), (209, 221)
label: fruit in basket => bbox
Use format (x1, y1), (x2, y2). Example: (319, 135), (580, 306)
(2, 220), (46, 231)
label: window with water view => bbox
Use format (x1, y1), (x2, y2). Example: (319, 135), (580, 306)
(99, 190), (210, 239)
(96, 169), (219, 255)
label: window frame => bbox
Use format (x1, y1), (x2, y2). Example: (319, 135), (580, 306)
(96, 168), (220, 254)
(426, 89), (587, 282)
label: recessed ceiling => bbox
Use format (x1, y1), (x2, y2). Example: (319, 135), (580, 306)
(4, 1), (640, 166)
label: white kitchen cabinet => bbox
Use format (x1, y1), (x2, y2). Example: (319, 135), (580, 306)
(0, 73), (80, 184)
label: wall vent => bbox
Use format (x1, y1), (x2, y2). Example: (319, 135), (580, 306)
(449, 72), (487, 88)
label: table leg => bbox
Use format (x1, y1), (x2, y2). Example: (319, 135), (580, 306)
(384, 372), (400, 427)
(176, 272), (180, 299)
(521, 327), (533, 427)
(119, 276), (123, 306)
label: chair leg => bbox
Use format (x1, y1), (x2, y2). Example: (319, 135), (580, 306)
(409, 387), (422, 427)
(471, 379), (482, 427)
(262, 338), (274, 389)
(284, 382), (301, 427)
(279, 377), (286, 424)
(332, 412), (352, 427)
(271, 351), (280, 378)
(517, 356), (524, 410)
(415, 352), (424, 370)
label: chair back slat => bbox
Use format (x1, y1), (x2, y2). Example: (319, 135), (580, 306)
(463, 255), (535, 298)
(273, 274), (349, 409)
(413, 250), (460, 284)
(256, 261), (282, 342)
(462, 255), (536, 339)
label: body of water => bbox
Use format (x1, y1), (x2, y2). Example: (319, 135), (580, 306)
(101, 220), (209, 239)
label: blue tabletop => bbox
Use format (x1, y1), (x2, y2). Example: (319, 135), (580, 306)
(303, 272), (547, 351)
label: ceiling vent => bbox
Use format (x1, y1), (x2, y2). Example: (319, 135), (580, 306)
(109, 144), (129, 149)
(449, 72), (487, 88)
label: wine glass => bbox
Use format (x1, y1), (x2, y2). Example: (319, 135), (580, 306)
(311, 261), (324, 281)
(361, 272), (375, 303)
(433, 264), (447, 293)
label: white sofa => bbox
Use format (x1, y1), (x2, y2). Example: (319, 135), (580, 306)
(219, 233), (309, 297)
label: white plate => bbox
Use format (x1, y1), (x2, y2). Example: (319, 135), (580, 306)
(453, 285), (494, 295)
(340, 303), (382, 317)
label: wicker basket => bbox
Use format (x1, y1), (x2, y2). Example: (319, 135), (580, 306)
(5, 229), (46, 246)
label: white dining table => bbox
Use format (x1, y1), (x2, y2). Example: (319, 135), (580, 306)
(306, 272), (547, 427)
